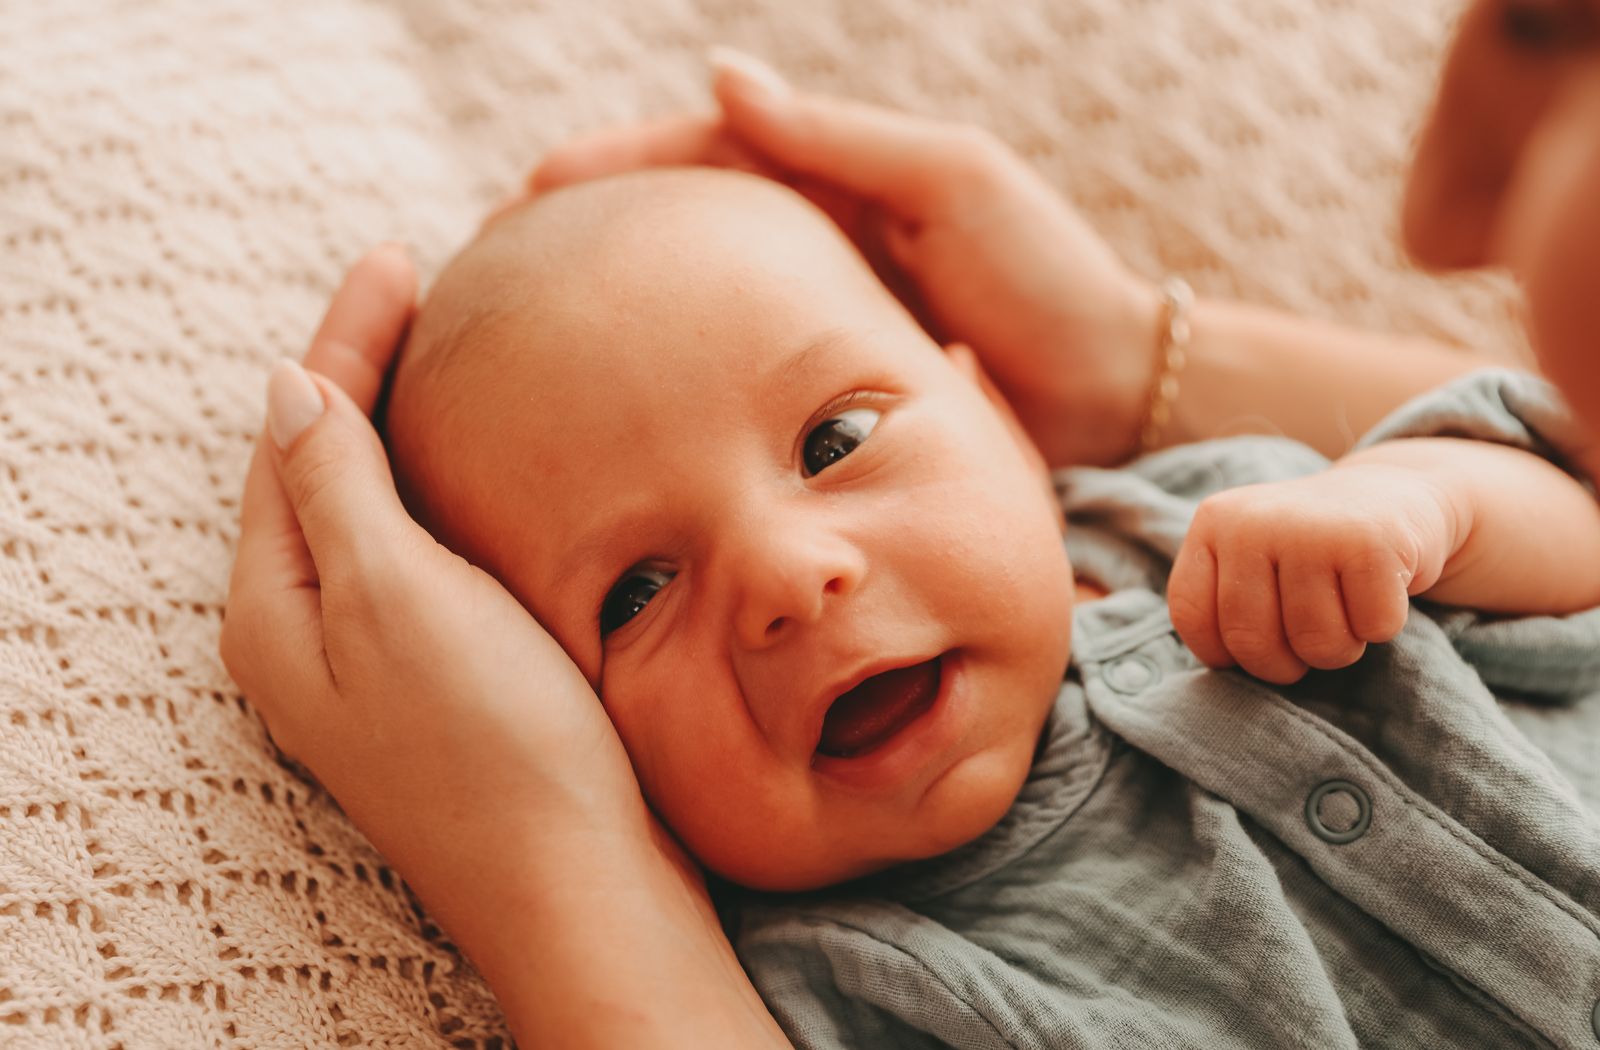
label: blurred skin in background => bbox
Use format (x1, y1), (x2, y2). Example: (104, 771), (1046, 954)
(1403, 0), (1600, 449)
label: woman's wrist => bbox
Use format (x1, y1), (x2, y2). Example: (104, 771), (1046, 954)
(1135, 277), (1197, 454)
(1024, 274), (1161, 469)
(1081, 275), (1158, 464)
(427, 809), (789, 1049)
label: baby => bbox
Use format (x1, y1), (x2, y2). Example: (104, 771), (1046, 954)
(386, 168), (1077, 891)
(382, 168), (1600, 1046)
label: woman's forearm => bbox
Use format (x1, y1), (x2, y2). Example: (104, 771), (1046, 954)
(440, 813), (792, 1050)
(1155, 297), (1492, 459)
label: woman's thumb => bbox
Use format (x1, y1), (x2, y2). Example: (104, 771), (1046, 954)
(266, 359), (411, 564)
(266, 359), (329, 452)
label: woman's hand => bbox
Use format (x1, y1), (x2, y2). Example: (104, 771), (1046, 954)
(221, 247), (727, 1043)
(525, 51), (1161, 468)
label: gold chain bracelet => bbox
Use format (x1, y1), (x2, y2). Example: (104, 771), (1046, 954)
(1137, 276), (1195, 454)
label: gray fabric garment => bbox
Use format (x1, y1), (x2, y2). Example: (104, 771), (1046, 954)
(729, 369), (1600, 1050)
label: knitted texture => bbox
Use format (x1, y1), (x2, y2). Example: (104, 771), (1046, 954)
(0, 0), (1523, 1046)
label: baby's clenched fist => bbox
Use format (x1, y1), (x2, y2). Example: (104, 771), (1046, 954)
(1166, 463), (1462, 684)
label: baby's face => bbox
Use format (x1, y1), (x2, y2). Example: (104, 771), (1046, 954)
(388, 171), (1074, 890)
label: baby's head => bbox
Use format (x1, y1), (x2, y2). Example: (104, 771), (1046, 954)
(385, 168), (1074, 891)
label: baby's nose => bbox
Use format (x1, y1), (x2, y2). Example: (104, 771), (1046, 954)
(728, 524), (865, 651)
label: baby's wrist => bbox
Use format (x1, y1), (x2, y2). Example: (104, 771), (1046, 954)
(1329, 450), (1471, 592)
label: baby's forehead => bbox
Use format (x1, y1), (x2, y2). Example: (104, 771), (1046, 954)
(409, 169), (903, 402)
(431, 167), (848, 323)
(385, 168), (934, 562)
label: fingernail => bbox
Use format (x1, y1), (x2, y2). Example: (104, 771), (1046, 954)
(707, 46), (791, 103)
(374, 240), (415, 264)
(267, 359), (326, 450)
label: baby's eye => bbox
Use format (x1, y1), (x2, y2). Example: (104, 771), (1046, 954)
(600, 567), (673, 638)
(802, 406), (881, 477)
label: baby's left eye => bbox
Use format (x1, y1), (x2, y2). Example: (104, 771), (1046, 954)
(802, 407), (881, 477)
(600, 567), (673, 638)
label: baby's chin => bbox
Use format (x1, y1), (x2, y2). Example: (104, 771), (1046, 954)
(741, 764), (1037, 893)
(714, 693), (1056, 893)
(881, 746), (1039, 868)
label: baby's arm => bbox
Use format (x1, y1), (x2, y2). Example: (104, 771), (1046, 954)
(1167, 437), (1600, 684)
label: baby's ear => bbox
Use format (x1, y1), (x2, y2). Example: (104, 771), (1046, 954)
(943, 342), (1016, 421)
(941, 341), (981, 383)
(942, 342), (1050, 480)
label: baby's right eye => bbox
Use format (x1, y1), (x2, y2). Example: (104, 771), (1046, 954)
(802, 405), (881, 477)
(600, 568), (673, 638)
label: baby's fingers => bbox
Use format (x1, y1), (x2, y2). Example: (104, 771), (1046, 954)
(1217, 550), (1308, 685)
(1339, 547), (1413, 643)
(1279, 554), (1366, 670)
(1167, 539), (1232, 670)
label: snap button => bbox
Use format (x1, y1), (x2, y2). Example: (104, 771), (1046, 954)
(1104, 654), (1160, 694)
(1305, 779), (1371, 844)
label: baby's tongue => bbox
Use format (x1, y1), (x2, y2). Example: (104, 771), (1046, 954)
(817, 658), (940, 759)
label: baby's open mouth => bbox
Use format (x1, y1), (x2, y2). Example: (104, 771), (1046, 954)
(816, 656), (942, 759)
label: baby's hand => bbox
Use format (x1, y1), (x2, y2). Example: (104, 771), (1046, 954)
(1166, 464), (1460, 684)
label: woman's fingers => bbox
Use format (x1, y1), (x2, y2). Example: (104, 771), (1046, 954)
(226, 440), (325, 628)
(234, 439), (317, 592)
(710, 49), (977, 214)
(228, 244), (417, 660)
(528, 111), (766, 196)
(234, 243), (417, 592)
(224, 246), (419, 721)
(223, 432), (332, 764)
(521, 50), (990, 234)
(524, 50), (991, 229)
(302, 243), (418, 413)
(266, 363), (418, 594)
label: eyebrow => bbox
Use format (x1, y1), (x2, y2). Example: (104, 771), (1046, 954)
(760, 327), (854, 408)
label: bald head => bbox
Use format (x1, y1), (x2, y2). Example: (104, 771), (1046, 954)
(396, 167), (884, 384)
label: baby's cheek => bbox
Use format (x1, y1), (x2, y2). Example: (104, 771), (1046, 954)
(596, 650), (824, 885)
(655, 752), (831, 890)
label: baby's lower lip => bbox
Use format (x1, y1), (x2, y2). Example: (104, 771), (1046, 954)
(809, 650), (963, 792)
(816, 657), (942, 759)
